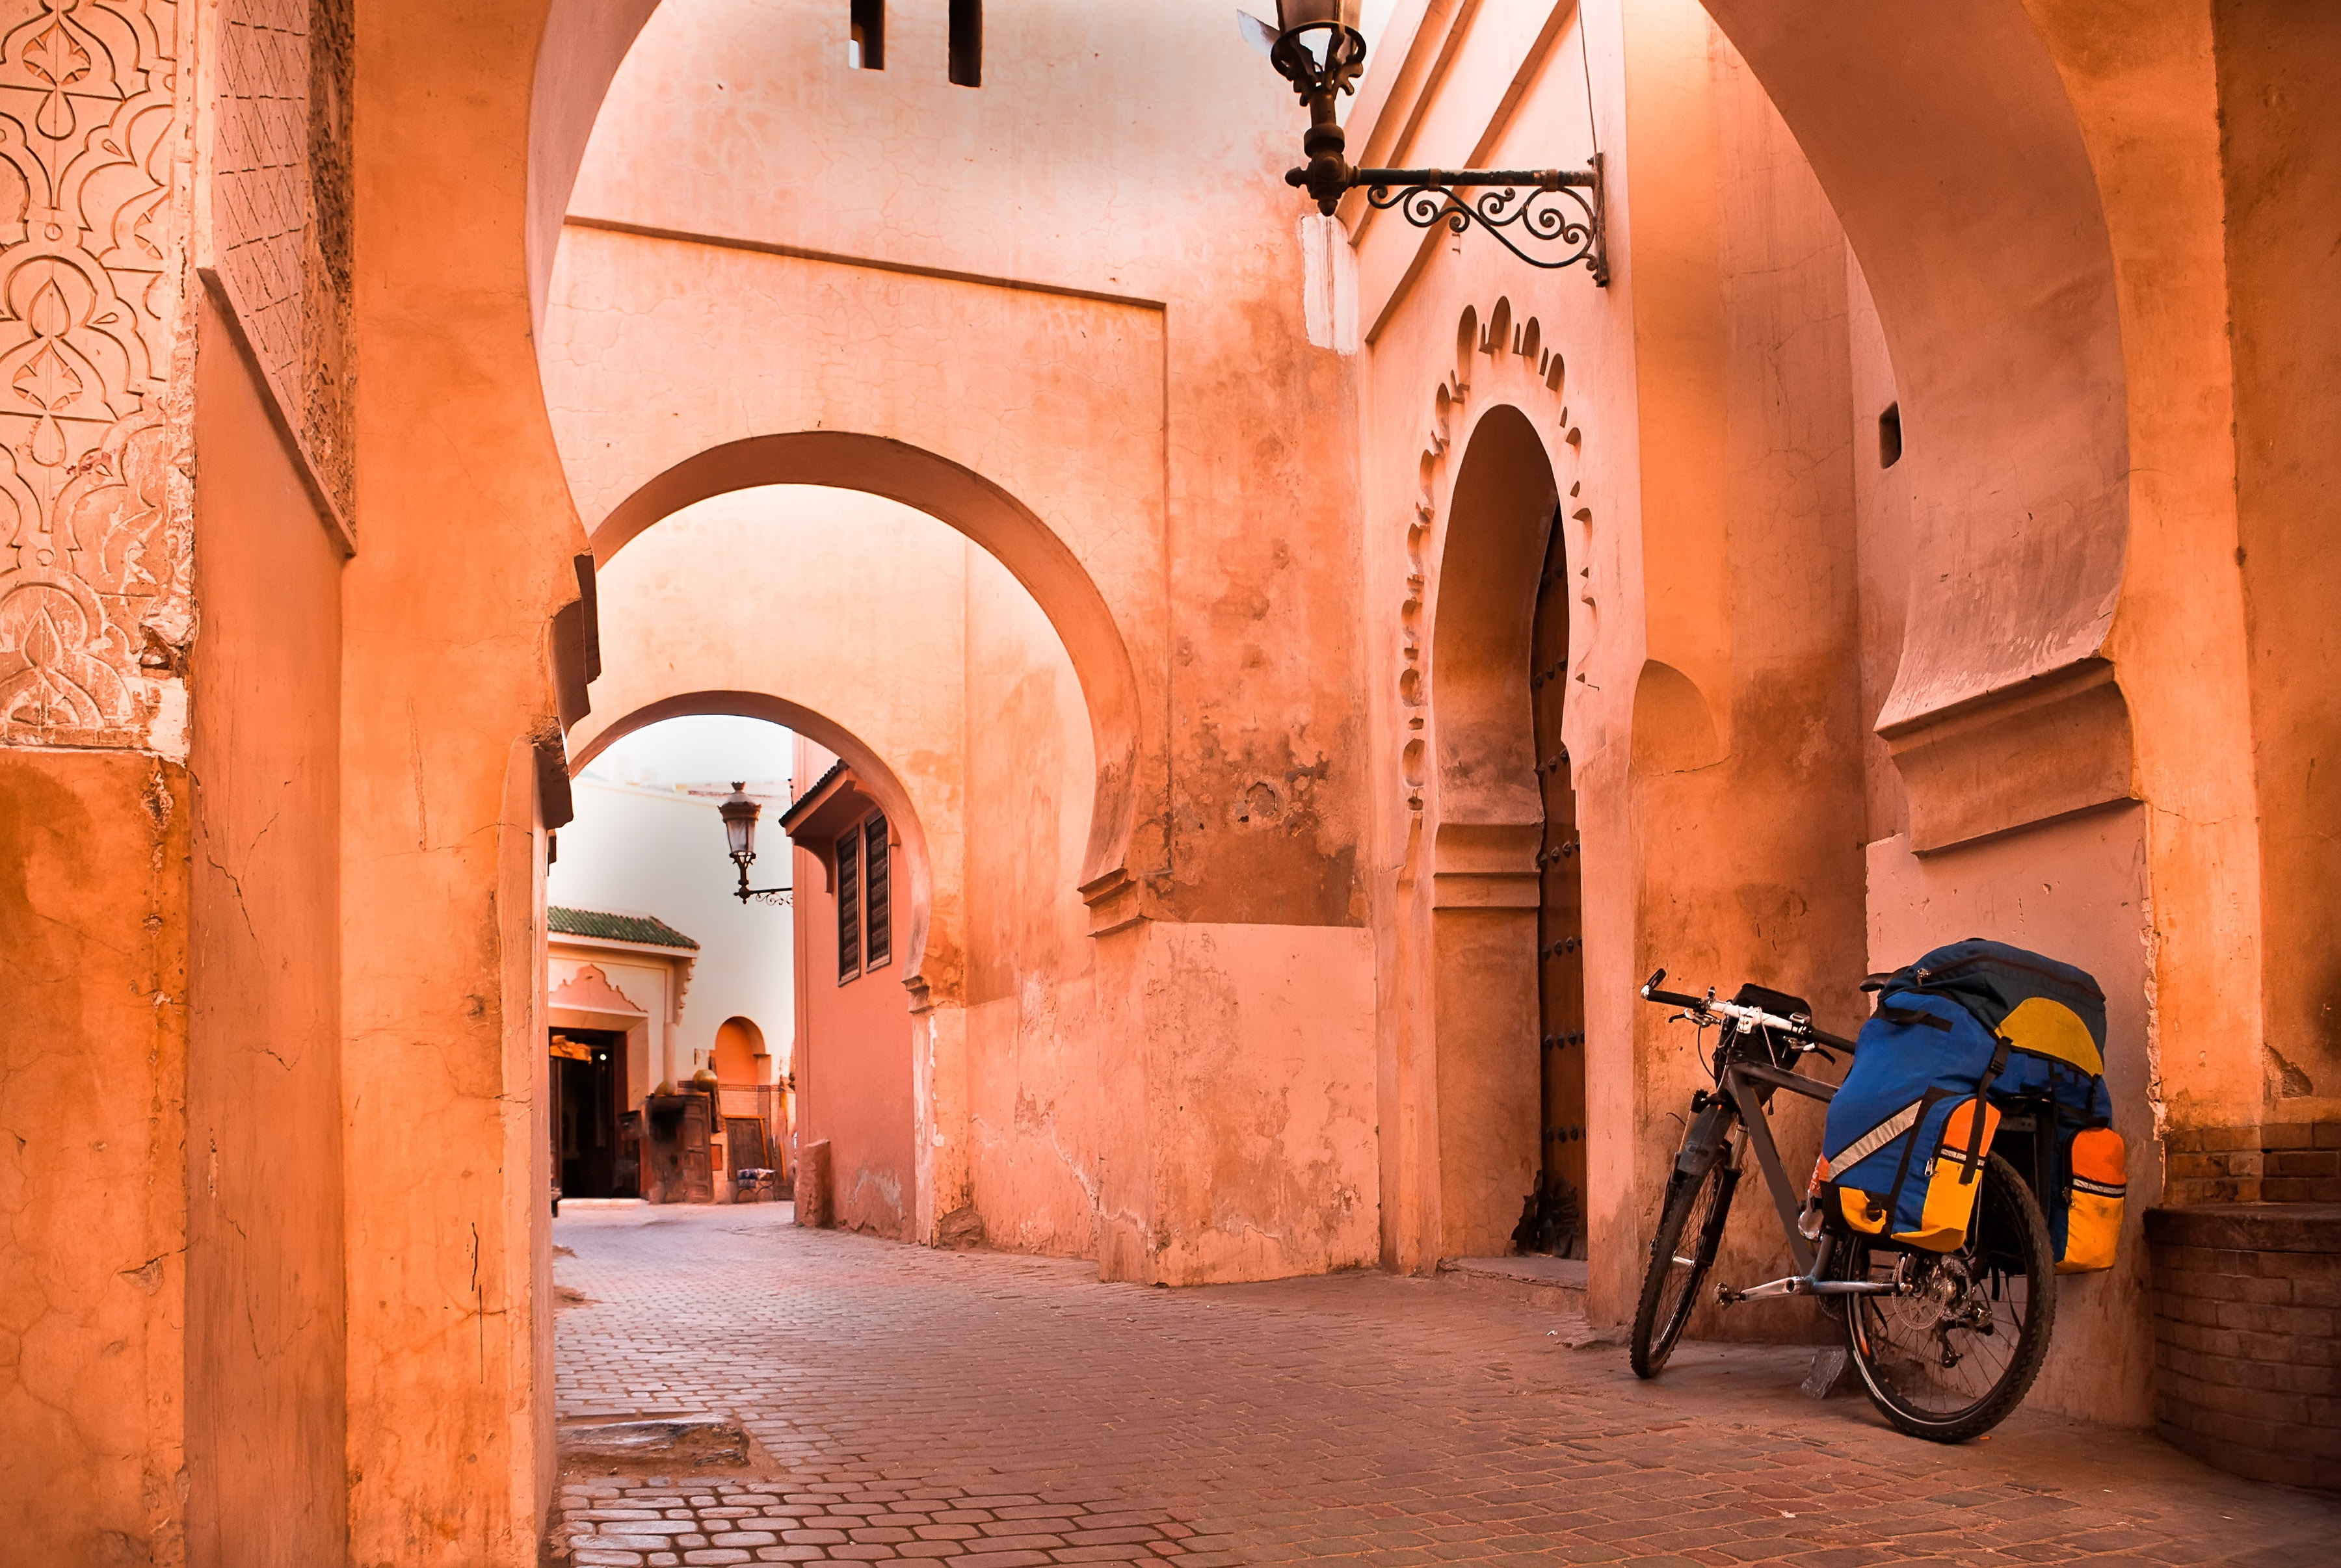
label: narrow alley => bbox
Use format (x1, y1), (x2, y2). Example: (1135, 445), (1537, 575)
(548, 1211), (2336, 1566)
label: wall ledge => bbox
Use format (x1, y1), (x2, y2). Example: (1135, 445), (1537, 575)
(1881, 657), (2135, 853)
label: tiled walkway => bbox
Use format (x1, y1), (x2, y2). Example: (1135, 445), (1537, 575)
(548, 1205), (2336, 1565)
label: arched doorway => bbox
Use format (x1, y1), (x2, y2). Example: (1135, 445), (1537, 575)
(711, 1016), (783, 1184)
(1424, 403), (1585, 1261)
(575, 691), (941, 991)
(571, 701), (931, 1239)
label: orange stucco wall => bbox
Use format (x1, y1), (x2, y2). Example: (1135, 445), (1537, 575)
(2219, 2), (2341, 1118)
(183, 293), (350, 1565)
(0, 751), (189, 1561)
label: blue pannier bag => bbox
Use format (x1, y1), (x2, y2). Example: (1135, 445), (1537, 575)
(1819, 989), (2006, 1251)
(1821, 939), (2123, 1268)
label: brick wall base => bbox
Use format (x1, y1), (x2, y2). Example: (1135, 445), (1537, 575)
(2163, 1121), (2341, 1205)
(2147, 1203), (2341, 1489)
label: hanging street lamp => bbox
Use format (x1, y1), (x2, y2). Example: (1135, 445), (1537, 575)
(1242, 2), (1607, 280)
(719, 783), (793, 906)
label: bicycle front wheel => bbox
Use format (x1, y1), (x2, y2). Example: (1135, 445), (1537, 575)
(1838, 1150), (2056, 1442)
(1630, 1153), (1737, 1378)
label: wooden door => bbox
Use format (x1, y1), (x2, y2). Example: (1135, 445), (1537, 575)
(1531, 505), (1587, 1257)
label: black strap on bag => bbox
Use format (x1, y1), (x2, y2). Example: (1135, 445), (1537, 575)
(1878, 1002), (1953, 1032)
(1883, 1086), (1951, 1220)
(1960, 1035), (2012, 1186)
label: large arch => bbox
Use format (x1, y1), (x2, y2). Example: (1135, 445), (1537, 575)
(572, 690), (942, 997)
(591, 434), (1141, 895)
(527, 1), (659, 334)
(1684, 0), (2133, 840)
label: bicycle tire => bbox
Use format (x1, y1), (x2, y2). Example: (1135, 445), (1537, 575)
(1629, 1154), (1737, 1378)
(1838, 1150), (2056, 1442)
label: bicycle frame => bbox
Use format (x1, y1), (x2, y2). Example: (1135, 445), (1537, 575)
(1702, 1059), (1882, 1301)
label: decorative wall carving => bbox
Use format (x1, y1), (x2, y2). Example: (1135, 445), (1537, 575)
(549, 962), (646, 1017)
(0, 0), (187, 748)
(211, 0), (350, 531)
(1403, 296), (1587, 813)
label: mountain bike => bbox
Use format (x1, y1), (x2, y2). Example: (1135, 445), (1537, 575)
(1629, 969), (2056, 1442)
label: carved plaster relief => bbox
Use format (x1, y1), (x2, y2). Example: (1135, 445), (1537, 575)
(1403, 296), (1586, 815)
(549, 961), (645, 1016)
(0, 0), (188, 750)
(210, 0), (350, 530)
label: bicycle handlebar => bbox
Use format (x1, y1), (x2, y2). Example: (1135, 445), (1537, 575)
(1639, 968), (1854, 1054)
(1641, 973), (1709, 1010)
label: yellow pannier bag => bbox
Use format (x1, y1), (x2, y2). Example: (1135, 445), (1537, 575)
(1825, 1097), (2000, 1251)
(1896, 1099), (2001, 1252)
(1836, 1183), (1887, 1235)
(2058, 1126), (2126, 1274)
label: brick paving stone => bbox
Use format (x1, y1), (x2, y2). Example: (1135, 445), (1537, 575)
(544, 1205), (2341, 1565)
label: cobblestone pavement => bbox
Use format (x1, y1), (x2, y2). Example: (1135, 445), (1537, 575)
(549, 1205), (2337, 1566)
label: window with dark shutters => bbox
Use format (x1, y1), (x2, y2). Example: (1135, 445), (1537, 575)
(864, 813), (892, 969)
(949, 0), (981, 86)
(836, 829), (862, 982)
(849, 0), (884, 69)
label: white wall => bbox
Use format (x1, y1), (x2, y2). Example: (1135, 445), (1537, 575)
(548, 716), (795, 1078)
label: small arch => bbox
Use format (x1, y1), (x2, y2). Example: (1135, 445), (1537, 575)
(590, 432), (1140, 892)
(1483, 298), (1512, 358)
(713, 1016), (767, 1084)
(572, 691), (940, 993)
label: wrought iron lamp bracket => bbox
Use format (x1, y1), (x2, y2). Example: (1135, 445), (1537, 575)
(732, 858), (792, 907)
(1353, 157), (1608, 282)
(1260, 17), (1607, 284)
(1288, 156), (1609, 282)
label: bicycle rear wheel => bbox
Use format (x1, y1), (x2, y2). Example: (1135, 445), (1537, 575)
(1630, 1153), (1738, 1378)
(1838, 1150), (2055, 1441)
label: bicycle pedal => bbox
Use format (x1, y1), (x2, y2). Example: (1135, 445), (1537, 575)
(1715, 1282), (1741, 1307)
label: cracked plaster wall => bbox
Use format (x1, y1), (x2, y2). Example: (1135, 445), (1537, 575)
(0, 748), (189, 1563)
(182, 286), (347, 1565)
(2217, 2), (2341, 1126)
(0, 1), (198, 1560)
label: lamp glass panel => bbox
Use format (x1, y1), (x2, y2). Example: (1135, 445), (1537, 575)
(1276, 1), (1359, 30)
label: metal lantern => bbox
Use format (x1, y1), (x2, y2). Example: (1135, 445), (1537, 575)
(719, 781), (759, 865)
(718, 783), (793, 906)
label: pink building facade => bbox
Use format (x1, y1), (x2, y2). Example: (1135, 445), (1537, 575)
(783, 740), (917, 1238)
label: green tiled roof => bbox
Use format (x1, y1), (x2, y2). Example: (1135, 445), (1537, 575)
(547, 906), (700, 950)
